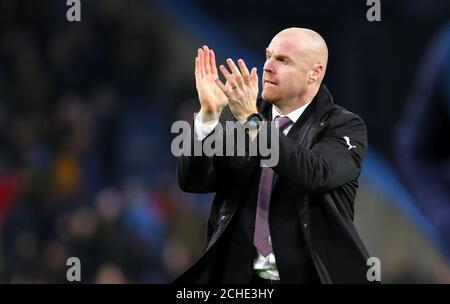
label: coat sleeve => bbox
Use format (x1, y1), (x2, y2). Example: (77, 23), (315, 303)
(177, 125), (220, 193)
(271, 111), (368, 194)
(176, 107), (237, 193)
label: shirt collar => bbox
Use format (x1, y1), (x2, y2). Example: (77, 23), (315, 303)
(271, 100), (312, 123)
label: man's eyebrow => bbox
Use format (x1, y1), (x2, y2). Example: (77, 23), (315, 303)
(276, 54), (291, 60)
(265, 48), (294, 63)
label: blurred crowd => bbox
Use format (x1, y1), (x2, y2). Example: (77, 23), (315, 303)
(1, 0), (449, 284)
(0, 0), (208, 283)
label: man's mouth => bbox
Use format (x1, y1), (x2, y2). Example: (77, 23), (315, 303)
(264, 80), (277, 85)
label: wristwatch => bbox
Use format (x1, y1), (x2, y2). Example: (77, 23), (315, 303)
(245, 113), (266, 130)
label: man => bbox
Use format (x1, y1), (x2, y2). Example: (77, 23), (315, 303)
(175, 28), (372, 283)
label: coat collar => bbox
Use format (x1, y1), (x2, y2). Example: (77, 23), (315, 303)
(258, 84), (335, 125)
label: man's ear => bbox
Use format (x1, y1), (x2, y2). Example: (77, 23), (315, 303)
(308, 63), (324, 84)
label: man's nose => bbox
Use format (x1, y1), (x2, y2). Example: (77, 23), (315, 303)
(263, 59), (275, 74)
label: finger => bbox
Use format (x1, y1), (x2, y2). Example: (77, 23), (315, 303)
(195, 56), (198, 76)
(226, 58), (244, 87)
(220, 65), (241, 99)
(195, 56), (200, 88)
(219, 64), (238, 90)
(215, 78), (231, 100)
(210, 49), (218, 75)
(203, 45), (211, 74)
(198, 48), (205, 77)
(251, 67), (258, 90)
(237, 59), (251, 85)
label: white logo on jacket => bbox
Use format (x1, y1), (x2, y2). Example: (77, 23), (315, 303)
(343, 136), (356, 150)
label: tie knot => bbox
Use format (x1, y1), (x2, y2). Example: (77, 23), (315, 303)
(274, 116), (292, 131)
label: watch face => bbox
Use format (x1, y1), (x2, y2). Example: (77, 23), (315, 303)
(250, 114), (263, 122)
(248, 119), (259, 129)
(247, 115), (262, 130)
(246, 113), (264, 130)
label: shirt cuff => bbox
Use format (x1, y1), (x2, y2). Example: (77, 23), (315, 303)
(194, 114), (219, 140)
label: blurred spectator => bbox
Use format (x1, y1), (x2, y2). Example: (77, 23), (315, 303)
(0, 0), (205, 283)
(396, 22), (450, 255)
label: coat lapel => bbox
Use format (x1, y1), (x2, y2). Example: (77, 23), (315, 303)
(225, 84), (336, 204)
(268, 84), (335, 188)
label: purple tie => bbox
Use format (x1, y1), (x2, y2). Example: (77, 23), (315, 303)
(253, 116), (292, 256)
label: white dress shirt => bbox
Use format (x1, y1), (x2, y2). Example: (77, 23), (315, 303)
(193, 100), (312, 280)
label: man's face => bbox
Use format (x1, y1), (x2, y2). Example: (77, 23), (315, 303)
(262, 35), (311, 105)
